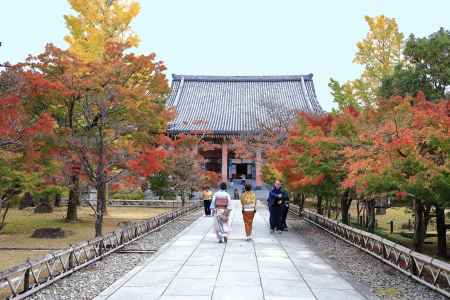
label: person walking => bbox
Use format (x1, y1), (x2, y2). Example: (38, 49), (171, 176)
(202, 186), (213, 216)
(233, 188), (240, 200)
(280, 189), (290, 231)
(267, 180), (284, 234)
(211, 182), (232, 243)
(240, 183), (256, 241)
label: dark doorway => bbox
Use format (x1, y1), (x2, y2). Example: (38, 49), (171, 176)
(236, 164), (247, 179)
(205, 161), (221, 173)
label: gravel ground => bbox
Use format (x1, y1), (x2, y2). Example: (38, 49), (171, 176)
(287, 215), (447, 300)
(29, 209), (203, 300)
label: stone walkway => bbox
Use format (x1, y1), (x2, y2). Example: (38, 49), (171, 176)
(95, 200), (366, 300)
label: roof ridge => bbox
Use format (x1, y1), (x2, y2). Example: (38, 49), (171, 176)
(172, 74), (313, 82)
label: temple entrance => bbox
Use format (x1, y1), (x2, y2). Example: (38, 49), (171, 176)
(229, 159), (255, 180)
(236, 164), (248, 179)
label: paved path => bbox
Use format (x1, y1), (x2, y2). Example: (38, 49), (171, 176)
(96, 201), (365, 300)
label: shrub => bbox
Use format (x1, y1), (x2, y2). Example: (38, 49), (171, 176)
(112, 190), (144, 200)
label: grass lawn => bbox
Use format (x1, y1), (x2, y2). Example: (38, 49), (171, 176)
(373, 207), (415, 231)
(374, 207), (450, 260)
(0, 206), (169, 271)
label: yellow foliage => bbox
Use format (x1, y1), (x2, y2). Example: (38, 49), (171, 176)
(332, 15), (404, 110)
(354, 15), (404, 95)
(64, 0), (141, 62)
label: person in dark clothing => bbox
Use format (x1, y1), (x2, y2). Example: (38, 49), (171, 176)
(233, 188), (240, 200)
(280, 190), (290, 231)
(267, 180), (285, 233)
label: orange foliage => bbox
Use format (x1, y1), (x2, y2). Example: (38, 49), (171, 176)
(128, 148), (166, 177)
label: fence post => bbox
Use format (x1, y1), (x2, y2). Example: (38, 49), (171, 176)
(68, 246), (75, 269)
(390, 220), (394, 234)
(23, 263), (31, 292)
(99, 239), (104, 256)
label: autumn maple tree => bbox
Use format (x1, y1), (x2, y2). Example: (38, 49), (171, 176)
(17, 0), (170, 237)
(264, 110), (358, 222)
(28, 43), (169, 236)
(342, 92), (450, 254)
(266, 90), (449, 257)
(0, 66), (58, 231)
(161, 135), (219, 205)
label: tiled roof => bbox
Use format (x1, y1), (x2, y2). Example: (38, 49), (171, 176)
(166, 74), (323, 136)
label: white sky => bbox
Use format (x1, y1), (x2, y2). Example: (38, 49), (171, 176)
(1, 0), (449, 111)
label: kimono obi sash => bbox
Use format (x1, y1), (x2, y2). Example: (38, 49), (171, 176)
(215, 196), (229, 209)
(242, 204), (256, 212)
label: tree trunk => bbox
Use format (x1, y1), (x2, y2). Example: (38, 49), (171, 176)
(19, 192), (34, 209)
(326, 199), (331, 218)
(341, 189), (351, 225)
(299, 192), (305, 211)
(356, 199), (361, 225)
(102, 185), (108, 216)
(181, 190), (185, 207)
(366, 200), (376, 233)
(66, 174), (79, 222)
(34, 195), (53, 213)
(436, 205), (447, 258)
(0, 200), (10, 232)
(54, 193), (61, 207)
(316, 195), (323, 215)
(334, 198), (341, 220)
(414, 199), (426, 253)
(94, 126), (106, 237)
(95, 179), (106, 237)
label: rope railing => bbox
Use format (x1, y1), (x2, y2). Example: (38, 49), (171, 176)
(289, 204), (450, 298)
(0, 201), (202, 300)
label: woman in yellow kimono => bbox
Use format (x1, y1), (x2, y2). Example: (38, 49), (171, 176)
(240, 183), (256, 241)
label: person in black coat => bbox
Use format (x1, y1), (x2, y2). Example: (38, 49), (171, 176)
(280, 190), (290, 231)
(267, 180), (285, 233)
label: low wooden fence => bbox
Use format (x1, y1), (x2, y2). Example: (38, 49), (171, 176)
(289, 204), (450, 298)
(109, 199), (199, 208)
(0, 201), (201, 300)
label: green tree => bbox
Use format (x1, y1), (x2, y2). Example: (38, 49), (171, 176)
(149, 172), (174, 199)
(380, 28), (450, 100)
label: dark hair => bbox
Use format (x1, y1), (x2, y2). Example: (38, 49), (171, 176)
(245, 184), (252, 191)
(219, 182), (227, 190)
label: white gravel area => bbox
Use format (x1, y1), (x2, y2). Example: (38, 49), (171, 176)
(288, 215), (447, 300)
(28, 209), (203, 300)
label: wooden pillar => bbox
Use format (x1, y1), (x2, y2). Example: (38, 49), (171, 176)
(255, 149), (263, 188)
(221, 144), (228, 183)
